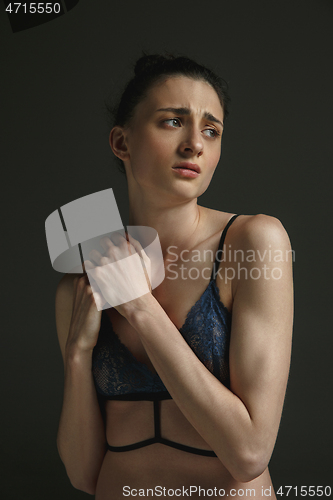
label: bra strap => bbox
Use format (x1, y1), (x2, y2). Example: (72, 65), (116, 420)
(210, 214), (241, 282)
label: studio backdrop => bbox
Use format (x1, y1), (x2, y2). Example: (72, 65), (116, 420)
(1, 1), (332, 499)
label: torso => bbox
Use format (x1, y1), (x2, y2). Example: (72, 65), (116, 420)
(94, 208), (276, 499)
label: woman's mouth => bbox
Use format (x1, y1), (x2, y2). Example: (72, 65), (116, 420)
(172, 168), (200, 178)
(172, 162), (201, 178)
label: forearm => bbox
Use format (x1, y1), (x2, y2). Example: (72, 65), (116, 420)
(57, 346), (106, 494)
(127, 296), (266, 482)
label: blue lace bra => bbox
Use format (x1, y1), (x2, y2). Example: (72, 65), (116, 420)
(91, 214), (240, 457)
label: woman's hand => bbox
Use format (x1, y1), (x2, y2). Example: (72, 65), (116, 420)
(84, 231), (153, 318)
(66, 275), (103, 354)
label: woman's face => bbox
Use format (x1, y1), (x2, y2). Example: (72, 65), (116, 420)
(118, 76), (224, 202)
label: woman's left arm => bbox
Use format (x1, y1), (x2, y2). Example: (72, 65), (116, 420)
(123, 215), (293, 483)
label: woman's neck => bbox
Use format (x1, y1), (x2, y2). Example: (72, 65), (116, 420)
(127, 194), (203, 256)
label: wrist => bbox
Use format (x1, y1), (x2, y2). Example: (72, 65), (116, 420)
(124, 292), (159, 329)
(65, 340), (94, 366)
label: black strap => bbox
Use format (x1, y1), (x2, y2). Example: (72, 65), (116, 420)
(107, 400), (217, 457)
(107, 436), (217, 456)
(107, 437), (157, 452)
(158, 437), (217, 457)
(210, 214), (241, 281)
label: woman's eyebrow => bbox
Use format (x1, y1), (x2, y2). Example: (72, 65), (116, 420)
(156, 107), (223, 127)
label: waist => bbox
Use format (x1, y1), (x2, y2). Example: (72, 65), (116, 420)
(96, 450), (274, 500)
(104, 398), (215, 454)
(96, 443), (227, 500)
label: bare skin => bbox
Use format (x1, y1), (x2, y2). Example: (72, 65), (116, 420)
(56, 77), (293, 499)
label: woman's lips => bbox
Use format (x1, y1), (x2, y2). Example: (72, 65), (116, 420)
(172, 162), (201, 178)
(173, 162), (201, 172)
(172, 167), (199, 178)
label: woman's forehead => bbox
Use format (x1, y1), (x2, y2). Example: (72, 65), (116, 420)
(142, 76), (224, 120)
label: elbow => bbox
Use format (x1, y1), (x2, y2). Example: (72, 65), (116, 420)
(63, 459), (98, 495)
(69, 476), (97, 496)
(227, 450), (270, 483)
(57, 441), (98, 495)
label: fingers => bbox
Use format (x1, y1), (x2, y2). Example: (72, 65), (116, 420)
(73, 273), (89, 290)
(99, 236), (115, 252)
(126, 232), (146, 258)
(84, 260), (105, 306)
(100, 231), (127, 249)
(72, 273), (92, 310)
(83, 259), (94, 270)
(89, 249), (104, 265)
(109, 231), (127, 245)
(126, 233), (152, 290)
(89, 284), (107, 311)
(97, 232), (135, 262)
(72, 272), (106, 314)
(126, 233), (149, 267)
(87, 229), (154, 269)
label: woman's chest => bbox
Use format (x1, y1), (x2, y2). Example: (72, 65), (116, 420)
(100, 208), (236, 370)
(93, 278), (232, 399)
(105, 267), (228, 367)
(92, 216), (234, 397)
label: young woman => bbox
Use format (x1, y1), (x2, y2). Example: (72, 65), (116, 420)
(55, 55), (293, 499)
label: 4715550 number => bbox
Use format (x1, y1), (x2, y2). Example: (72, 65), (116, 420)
(5, 3), (61, 14)
(276, 486), (331, 496)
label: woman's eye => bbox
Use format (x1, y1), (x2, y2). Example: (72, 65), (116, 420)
(164, 118), (181, 127)
(203, 129), (219, 138)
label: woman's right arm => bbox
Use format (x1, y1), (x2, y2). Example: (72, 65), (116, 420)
(55, 274), (107, 495)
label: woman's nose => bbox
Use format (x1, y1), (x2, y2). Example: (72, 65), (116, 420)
(178, 128), (204, 157)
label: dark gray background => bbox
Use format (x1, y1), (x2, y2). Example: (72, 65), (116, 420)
(1, 1), (332, 498)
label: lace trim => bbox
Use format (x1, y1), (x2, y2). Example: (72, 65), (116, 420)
(92, 280), (231, 397)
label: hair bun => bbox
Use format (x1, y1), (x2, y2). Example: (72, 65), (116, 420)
(134, 54), (170, 76)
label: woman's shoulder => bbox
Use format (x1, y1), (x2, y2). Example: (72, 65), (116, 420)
(55, 273), (84, 327)
(204, 207), (291, 251)
(229, 213), (291, 253)
(56, 273), (83, 301)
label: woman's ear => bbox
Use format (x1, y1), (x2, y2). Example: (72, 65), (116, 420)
(109, 126), (130, 161)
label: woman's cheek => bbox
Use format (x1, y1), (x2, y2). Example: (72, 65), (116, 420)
(202, 164), (218, 191)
